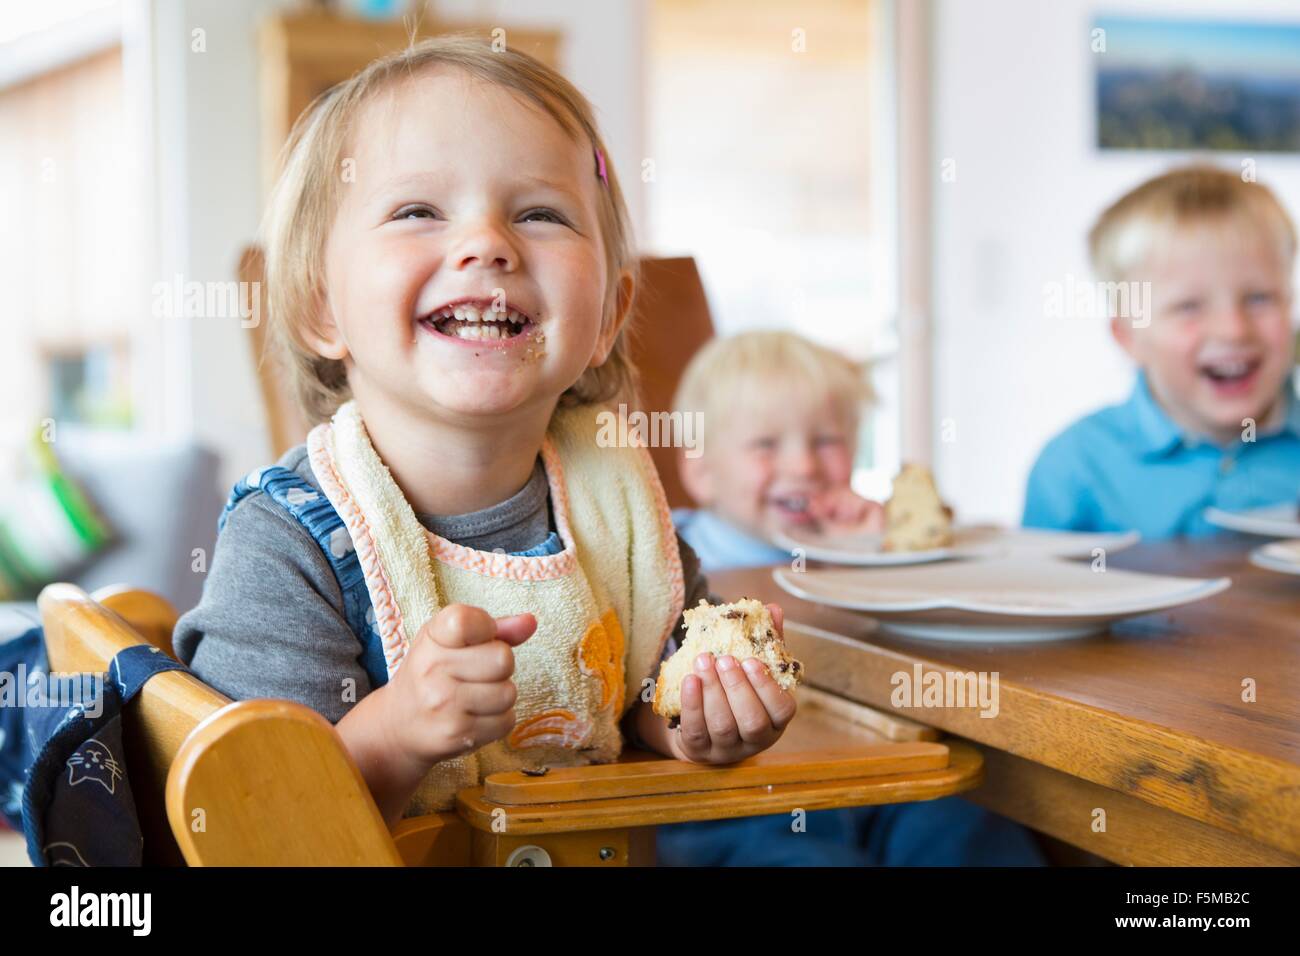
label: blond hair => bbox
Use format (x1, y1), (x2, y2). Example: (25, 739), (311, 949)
(673, 331), (873, 440)
(1089, 164), (1297, 285)
(261, 34), (639, 424)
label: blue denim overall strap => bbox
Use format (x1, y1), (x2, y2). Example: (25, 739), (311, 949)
(12, 637), (189, 865)
(221, 465), (565, 691)
(221, 466), (389, 690)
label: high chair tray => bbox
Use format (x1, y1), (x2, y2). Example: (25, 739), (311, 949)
(455, 740), (981, 834)
(483, 743), (950, 805)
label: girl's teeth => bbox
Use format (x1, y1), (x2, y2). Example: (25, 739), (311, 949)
(440, 321), (519, 340)
(438, 304), (528, 324)
(425, 303), (531, 339)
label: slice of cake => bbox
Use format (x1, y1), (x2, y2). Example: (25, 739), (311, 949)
(653, 598), (803, 724)
(883, 463), (954, 552)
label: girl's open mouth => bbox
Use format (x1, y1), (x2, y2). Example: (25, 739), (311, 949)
(419, 302), (534, 344)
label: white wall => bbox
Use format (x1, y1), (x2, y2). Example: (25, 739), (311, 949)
(434, 0), (647, 236)
(149, 0), (283, 489)
(930, 0), (1300, 525)
(150, 0), (646, 490)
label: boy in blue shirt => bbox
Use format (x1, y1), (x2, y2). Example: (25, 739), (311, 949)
(1025, 165), (1300, 537)
(658, 331), (1046, 866)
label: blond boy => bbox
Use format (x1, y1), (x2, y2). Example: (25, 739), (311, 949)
(671, 331), (882, 569)
(659, 331), (1045, 866)
(1025, 165), (1300, 537)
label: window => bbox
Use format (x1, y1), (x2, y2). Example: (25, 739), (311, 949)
(645, 0), (899, 496)
(0, 1), (149, 460)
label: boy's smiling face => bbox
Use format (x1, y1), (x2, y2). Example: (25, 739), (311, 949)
(310, 68), (623, 423)
(680, 387), (857, 541)
(1112, 221), (1295, 445)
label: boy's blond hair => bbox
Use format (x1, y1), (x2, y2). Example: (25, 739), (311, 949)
(673, 331), (872, 439)
(262, 34), (639, 424)
(1089, 164), (1297, 285)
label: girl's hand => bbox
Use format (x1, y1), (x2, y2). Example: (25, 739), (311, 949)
(669, 603), (797, 764)
(381, 604), (536, 769)
(808, 487), (885, 534)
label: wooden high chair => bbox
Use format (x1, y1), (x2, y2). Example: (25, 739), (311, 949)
(38, 584), (983, 866)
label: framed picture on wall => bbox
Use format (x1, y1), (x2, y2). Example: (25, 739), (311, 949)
(1094, 16), (1300, 152)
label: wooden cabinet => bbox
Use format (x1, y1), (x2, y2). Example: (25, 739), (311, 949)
(257, 10), (561, 191)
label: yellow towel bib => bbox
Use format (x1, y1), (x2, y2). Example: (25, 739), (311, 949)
(306, 400), (684, 815)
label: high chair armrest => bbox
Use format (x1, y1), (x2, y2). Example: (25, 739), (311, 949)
(455, 741), (982, 835)
(483, 743), (951, 805)
(90, 585), (180, 660)
(167, 698), (404, 866)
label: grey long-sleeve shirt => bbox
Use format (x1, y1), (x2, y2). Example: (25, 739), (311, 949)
(173, 445), (712, 726)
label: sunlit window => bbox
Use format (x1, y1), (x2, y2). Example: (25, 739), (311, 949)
(645, 0), (897, 497)
(0, 2), (147, 461)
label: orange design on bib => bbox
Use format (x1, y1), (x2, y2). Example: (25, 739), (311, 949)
(507, 709), (594, 750)
(577, 609), (626, 712)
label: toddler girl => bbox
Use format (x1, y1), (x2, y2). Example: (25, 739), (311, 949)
(173, 36), (796, 827)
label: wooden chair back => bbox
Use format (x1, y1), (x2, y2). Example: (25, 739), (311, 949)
(624, 256), (717, 509)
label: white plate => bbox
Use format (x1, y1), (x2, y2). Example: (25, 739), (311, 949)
(1249, 539), (1300, 576)
(770, 527), (954, 566)
(1204, 504), (1300, 538)
(770, 525), (1140, 567)
(772, 556), (1230, 643)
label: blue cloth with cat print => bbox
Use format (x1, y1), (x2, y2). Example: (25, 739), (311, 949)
(0, 626), (42, 833)
(0, 623), (189, 865)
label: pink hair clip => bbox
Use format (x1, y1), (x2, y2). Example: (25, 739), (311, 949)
(594, 146), (608, 186)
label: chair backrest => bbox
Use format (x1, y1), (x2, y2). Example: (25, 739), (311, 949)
(37, 584), (403, 865)
(624, 257), (717, 509)
(240, 245), (308, 457)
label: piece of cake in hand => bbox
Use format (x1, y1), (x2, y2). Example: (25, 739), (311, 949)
(653, 598), (803, 724)
(883, 463), (954, 551)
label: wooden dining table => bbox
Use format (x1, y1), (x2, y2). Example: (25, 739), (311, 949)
(708, 535), (1300, 866)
